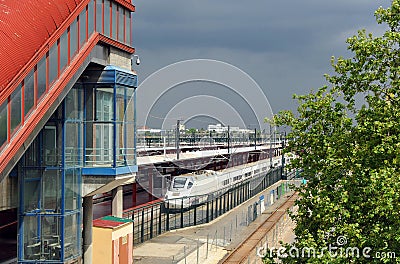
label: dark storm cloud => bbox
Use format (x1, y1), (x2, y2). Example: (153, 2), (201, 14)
(133, 0), (391, 116)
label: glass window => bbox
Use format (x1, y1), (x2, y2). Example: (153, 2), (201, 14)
(65, 122), (83, 167)
(10, 84), (22, 134)
(70, 20), (78, 59)
(42, 170), (61, 212)
(96, 88), (114, 121)
(96, 0), (103, 33)
(94, 122), (113, 165)
(118, 6), (124, 42)
(116, 122), (123, 165)
(60, 31), (68, 72)
(88, 0), (95, 35)
(65, 88), (82, 120)
(173, 178), (187, 188)
(116, 86), (125, 121)
(125, 10), (132, 46)
(37, 57), (46, 99)
(23, 173), (40, 212)
(79, 9), (87, 48)
(24, 70), (35, 116)
(24, 138), (39, 166)
(104, 0), (110, 37)
(48, 43), (58, 85)
(112, 2), (117, 39)
(65, 169), (80, 211)
(64, 214), (79, 258)
(125, 89), (135, 165)
(43, 126), (57, 166)
(40, 216), (61, 261)
(23, 216), (40, 260)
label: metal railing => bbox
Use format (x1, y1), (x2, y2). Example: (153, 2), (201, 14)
(123, 167), (284, 245)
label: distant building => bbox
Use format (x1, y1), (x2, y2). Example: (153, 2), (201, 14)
(207, 124), (240, 133)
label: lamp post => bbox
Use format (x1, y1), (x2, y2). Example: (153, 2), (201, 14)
(176, 120), (180, 160)
(281, 131), (287, 180)
(269, 124), (273, 168)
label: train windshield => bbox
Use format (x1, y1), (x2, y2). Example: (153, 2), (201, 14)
(173, 177), (187, 188)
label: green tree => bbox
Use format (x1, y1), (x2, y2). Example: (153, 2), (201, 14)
(187, 128), (197, 134)
(266, 2), (400, 263)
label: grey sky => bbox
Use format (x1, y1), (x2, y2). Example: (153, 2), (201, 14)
(132, 0), (390, 128)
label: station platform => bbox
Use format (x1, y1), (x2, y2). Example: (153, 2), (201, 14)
(137, 145), (273, 165)
(132, 180), (299, 264)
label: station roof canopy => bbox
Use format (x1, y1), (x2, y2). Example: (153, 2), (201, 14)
(83, 65), (138, 88)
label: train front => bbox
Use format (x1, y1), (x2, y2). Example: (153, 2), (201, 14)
(164, 176), (195, 209)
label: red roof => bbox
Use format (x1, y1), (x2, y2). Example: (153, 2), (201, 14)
(93, 219), (127, 229)
(0, 0), (83, 91)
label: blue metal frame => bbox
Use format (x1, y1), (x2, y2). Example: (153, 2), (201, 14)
(82, 165), (138, 176)
(133, 87), (137, 164)
(112, 69), (117, 168)
(82, 65), (137, 173)
(17, 165), (24, 260)
(61, 100), (66, 260)
(18, 66), (136, 263)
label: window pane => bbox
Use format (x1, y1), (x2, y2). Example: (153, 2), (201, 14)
(65, 88), (81, 120)
(116, 122), (124, 166)
(43, 126), (57, 166)
(24, 139), (39, 166)
(70, 20), (78, 59)
(42, 170), (61, 211)
(23, 170), (41, 207)
(23, 216), (39, 260)
(96, 0), (103, 33)
(37, 57), (46, 100)
(104, 0), (110, 37)
(116, 86), (125, 121)
(112, 2), (117, 39)
(40, 216), (61, 261)
(125, 88), (135, 165)
(24, 177), (40, 212)
(79, 9), (87, 48)
(96, 88), (114, 121)
(118, 6), (124, 42)
(60, 31), (68, 72)
(0, 101), (6, 147)
(65, 122), (83, 167)
(126, 10), (131, 46)
(10, 84), (22, 134)
(88, 0), (95, 35)
(93, 123), (113, 165)
(64, 214), (79, 258)
(65, 169), (80, 211)
(48, 43), (58, 85)
(24, 70), (34, 116)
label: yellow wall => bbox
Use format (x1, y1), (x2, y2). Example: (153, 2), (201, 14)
(111, 223), (132, 241)
(93, 226), (112, 264)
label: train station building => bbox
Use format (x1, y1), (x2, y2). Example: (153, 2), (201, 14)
(0, 0), (138, 263)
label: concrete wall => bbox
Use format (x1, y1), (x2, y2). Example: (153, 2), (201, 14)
(109, 47), (131, 70)
(0, 176), (17, 211)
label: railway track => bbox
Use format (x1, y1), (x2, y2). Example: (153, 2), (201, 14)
(220, 192), (298, 264)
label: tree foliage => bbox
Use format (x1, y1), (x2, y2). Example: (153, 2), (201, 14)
(266, 2), (400, 263)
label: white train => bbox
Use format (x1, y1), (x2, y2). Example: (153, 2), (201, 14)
(164, 156), (283, 208)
